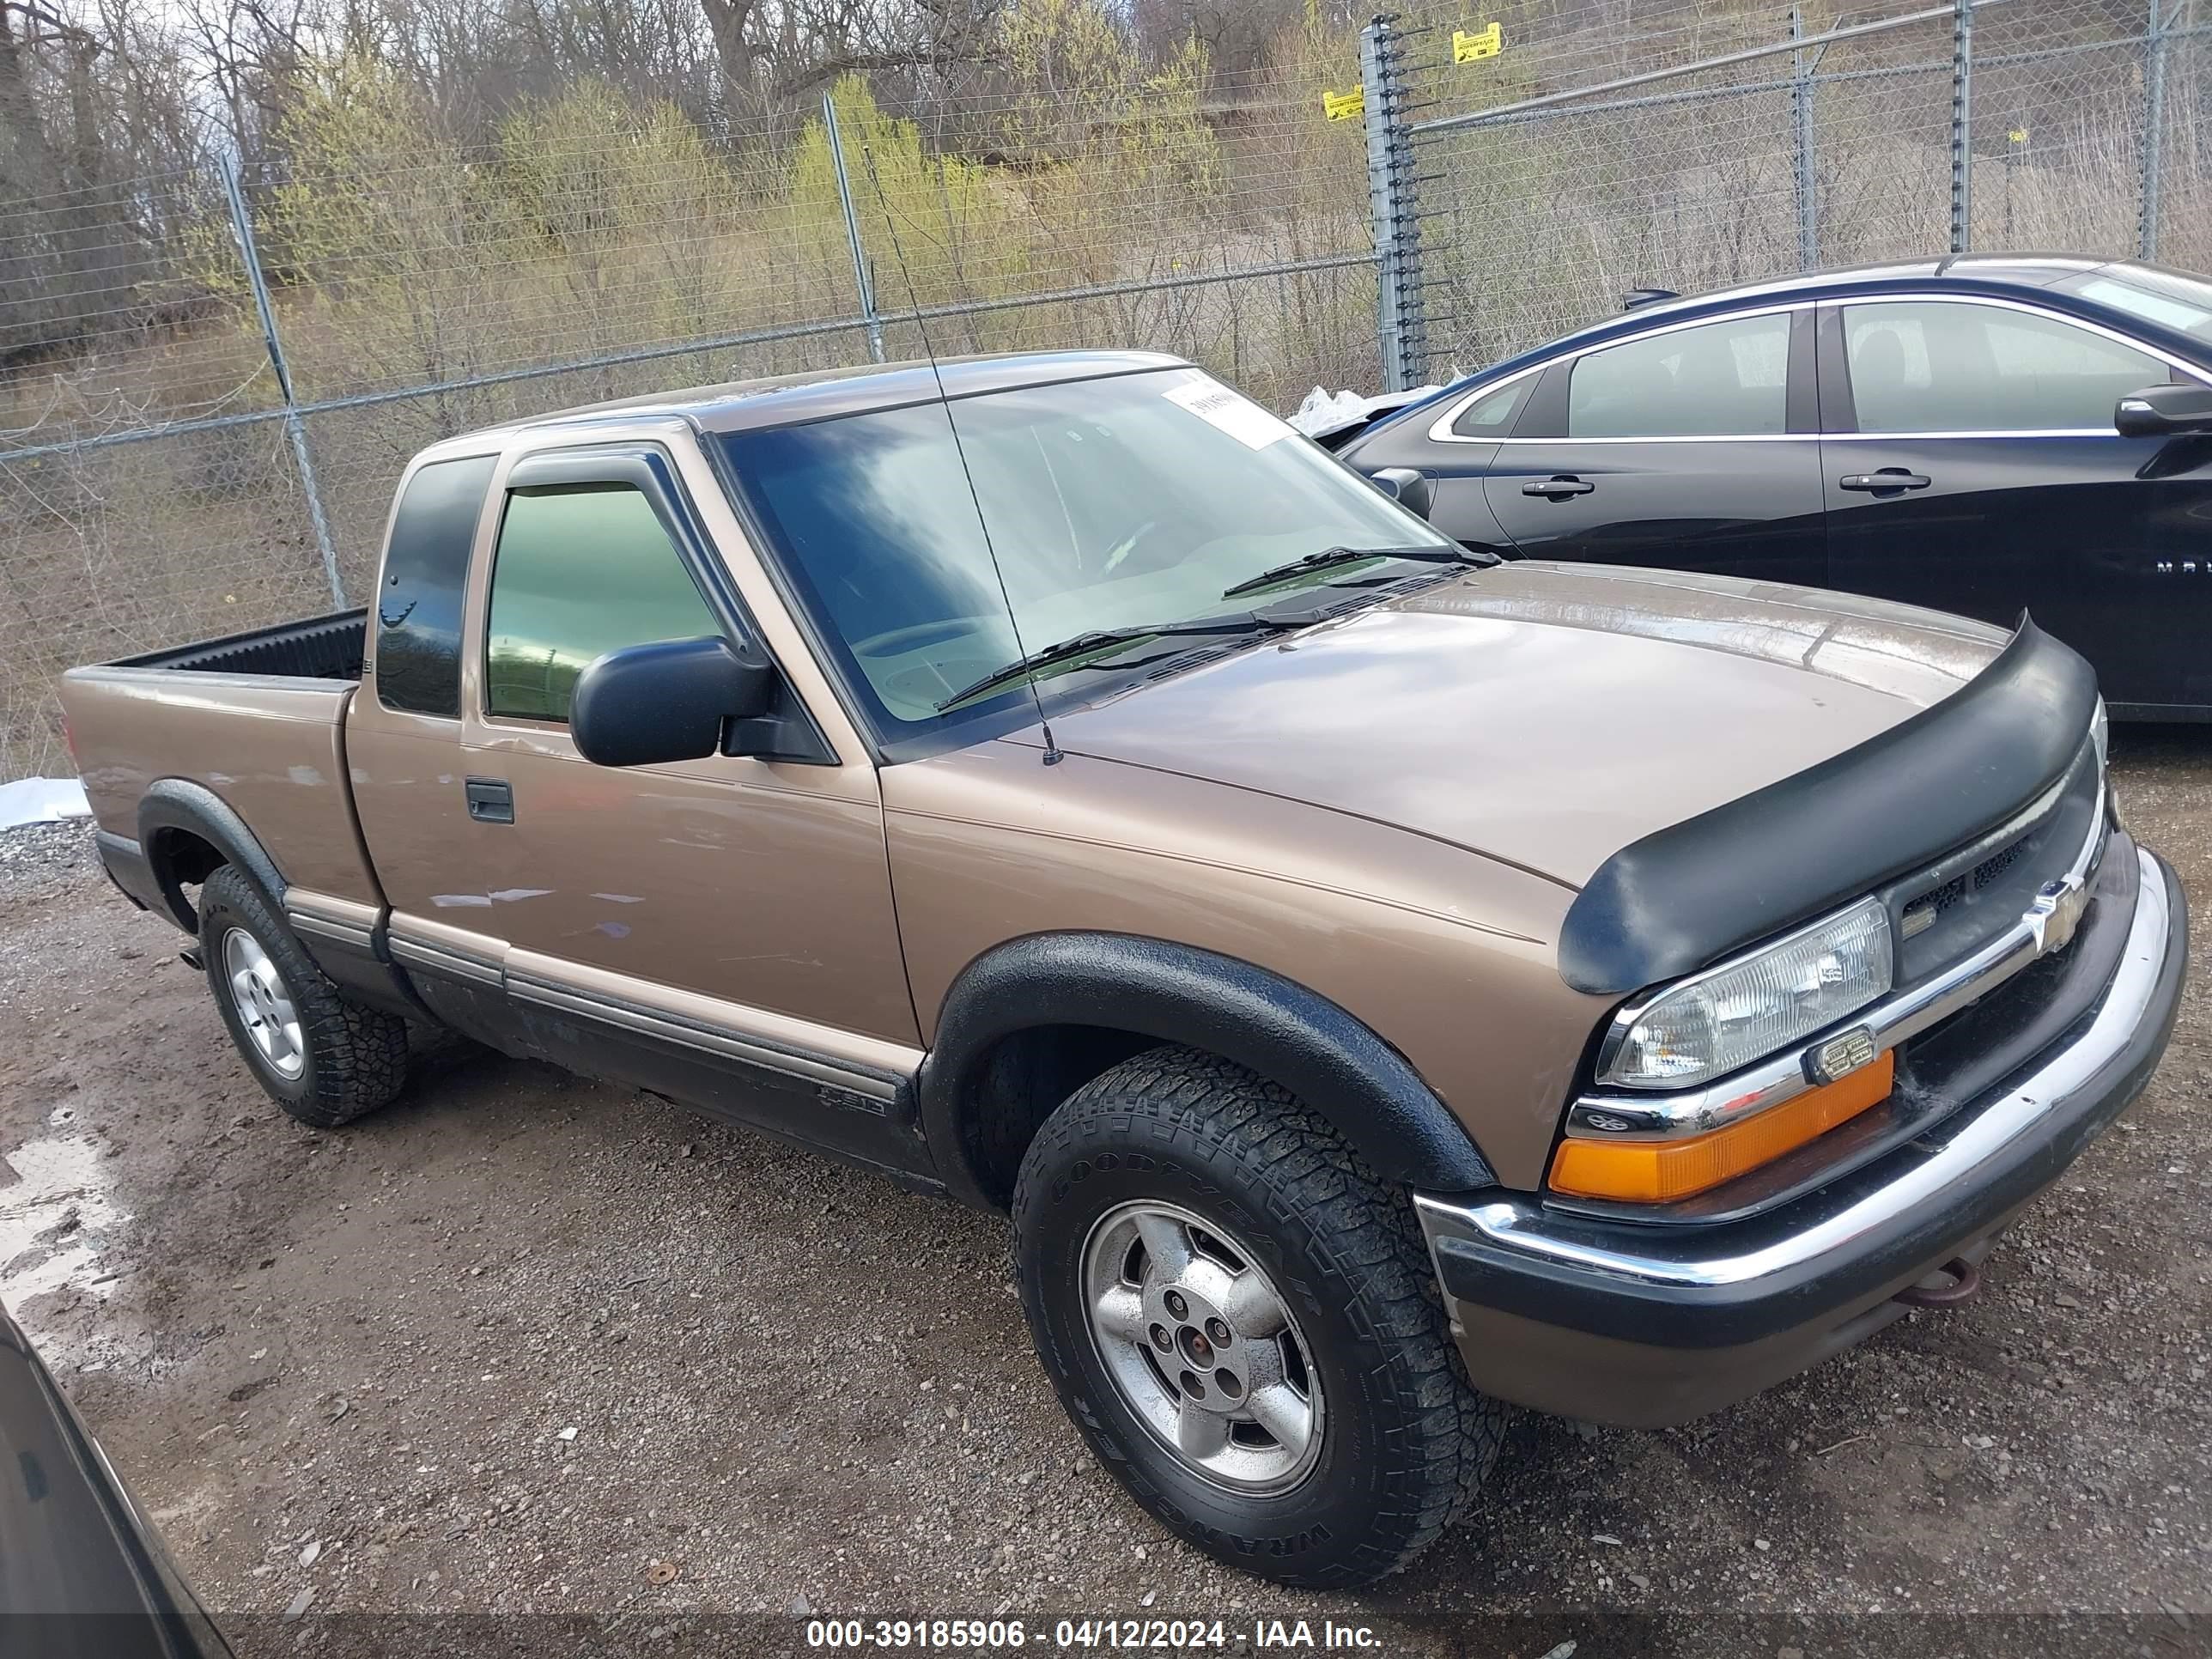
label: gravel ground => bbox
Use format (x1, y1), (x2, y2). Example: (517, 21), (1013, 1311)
(4, 735), (2211, 1659)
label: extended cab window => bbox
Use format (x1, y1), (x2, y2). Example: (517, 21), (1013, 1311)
(376, 454), (497, 718)
(1566, 312), (1790, 438)
(484, 483), (720, 723)
(1842, 301), (2166, 433)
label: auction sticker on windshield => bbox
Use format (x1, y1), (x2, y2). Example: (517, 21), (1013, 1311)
(1164, 380), (1294, 449)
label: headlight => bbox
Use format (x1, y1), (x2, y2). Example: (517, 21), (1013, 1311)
(1601, 896), (1893, 1089)
(2090, 696), (2108, 773)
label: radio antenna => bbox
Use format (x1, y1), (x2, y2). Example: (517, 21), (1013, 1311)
(855, 138), (1060, 765)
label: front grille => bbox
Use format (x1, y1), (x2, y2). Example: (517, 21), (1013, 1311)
(1972, 838), (2027, 890)
(1888, 739), (2102, 985)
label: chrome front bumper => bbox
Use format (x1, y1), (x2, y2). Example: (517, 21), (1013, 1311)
(1415, 842), (2186, 1428)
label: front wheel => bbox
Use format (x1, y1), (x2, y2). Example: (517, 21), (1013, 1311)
(1011, 1047), (1503, 1588)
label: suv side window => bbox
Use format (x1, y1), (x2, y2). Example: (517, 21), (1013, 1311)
(1842, 300), (2166, 434)
(376, 454), (497, 718)
(1566, 312), (1790, 439)
(484, 483), (721, 724)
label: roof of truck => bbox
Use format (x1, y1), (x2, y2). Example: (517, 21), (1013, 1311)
(499, 349), (1191, 441)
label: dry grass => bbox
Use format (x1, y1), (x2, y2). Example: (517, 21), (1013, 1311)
(1, 9), (2203, 779)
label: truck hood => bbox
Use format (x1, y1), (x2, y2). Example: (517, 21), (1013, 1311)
(1030, 562), (2010, 890)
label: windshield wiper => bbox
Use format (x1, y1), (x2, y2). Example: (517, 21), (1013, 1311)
(935, 613), (1279, 712)
(1221, 544), (1486, 599)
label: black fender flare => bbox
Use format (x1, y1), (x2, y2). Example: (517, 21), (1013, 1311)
(137, 779), (288, 933)
(915, 933), (1497, 1208)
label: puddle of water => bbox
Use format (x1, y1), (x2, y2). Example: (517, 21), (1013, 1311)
(0, 1111), (131, 1306)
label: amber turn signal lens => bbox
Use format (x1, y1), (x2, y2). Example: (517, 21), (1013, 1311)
(1549, 1049), (1896, 1205)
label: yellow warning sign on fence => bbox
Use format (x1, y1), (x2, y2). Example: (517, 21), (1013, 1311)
(1323, 86), (1365, 121)
(1454, 21), (1503, 63)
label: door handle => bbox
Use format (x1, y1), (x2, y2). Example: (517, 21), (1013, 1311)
(1522, 476), (1595, 499)
(465, 777), (514, 824)
(1838, 470), (1932, 493)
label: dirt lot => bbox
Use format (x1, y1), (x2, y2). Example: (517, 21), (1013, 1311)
(5, 732), (2212, 1659)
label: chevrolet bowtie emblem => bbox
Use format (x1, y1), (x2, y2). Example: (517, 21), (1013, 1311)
(2027, 878), (2088, 956)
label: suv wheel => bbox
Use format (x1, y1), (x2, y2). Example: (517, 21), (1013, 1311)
(1012, 1046), (1503, 1588)
(198, 865), (410, 1127)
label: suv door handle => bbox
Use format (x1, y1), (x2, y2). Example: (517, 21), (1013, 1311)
(1522, 476), (1595, 498)
(1838, 470), (1932, 493)
(465, 777), (514, 824)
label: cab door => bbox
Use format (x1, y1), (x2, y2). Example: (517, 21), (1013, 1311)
(347, 449), (516, 1047)
(1819, 295), (2212, 711)
(452, 435), (924, 1170)
(1478, 306), (1828, 585)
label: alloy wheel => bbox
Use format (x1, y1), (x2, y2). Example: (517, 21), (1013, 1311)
(1079, 1200), (1324, 1492)
(222, 927), (306, 1080)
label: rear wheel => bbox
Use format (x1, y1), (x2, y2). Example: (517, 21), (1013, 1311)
(1012, 1046), (1503, 1588)
(198, 865), (410, 1127)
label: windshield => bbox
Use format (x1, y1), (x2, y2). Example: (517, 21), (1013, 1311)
(720, 366), (1453, 748)
(2063, 263), (2212, 346)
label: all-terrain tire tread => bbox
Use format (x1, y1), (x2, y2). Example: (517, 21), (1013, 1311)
(1012, 1044), (1505, 1588)
(199, 865), (410, 1128)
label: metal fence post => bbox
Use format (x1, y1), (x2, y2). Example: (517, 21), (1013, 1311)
(823, 92), (887, 364)
(2140, 0), (2172, 259)
(219, 153), (344, 608)
(1361, 16), (1425, 392)
(1948, 0), (1974, 253)
(1790, 5), (1818, 270)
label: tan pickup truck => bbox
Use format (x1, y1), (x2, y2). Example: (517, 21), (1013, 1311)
(60, 350), (2185, 1588)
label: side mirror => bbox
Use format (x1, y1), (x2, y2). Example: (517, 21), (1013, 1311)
(1370, 465), (1433, 520)
(2116, 381), (2212, 438)
(570, 635), (775, 768)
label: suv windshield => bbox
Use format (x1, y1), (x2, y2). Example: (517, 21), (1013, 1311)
(720, 366), (1455, 748)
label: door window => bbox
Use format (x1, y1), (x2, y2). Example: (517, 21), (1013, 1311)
(1566, 312), (1791, 438)
(1841, 301), (2166, 434)
(484, 483), (721, 723)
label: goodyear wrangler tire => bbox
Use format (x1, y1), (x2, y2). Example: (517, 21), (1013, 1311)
(198, 865), (410, 1128)
(1011, 1044), (1503, 1588)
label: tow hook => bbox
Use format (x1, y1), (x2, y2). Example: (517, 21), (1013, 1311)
(1894, 1256), (1980, 1309)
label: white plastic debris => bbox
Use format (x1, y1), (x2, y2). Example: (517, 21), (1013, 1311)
(0, 776), (89, 830)
(1289, 386), (1370, 435)
(1286, 384), (1443, 441)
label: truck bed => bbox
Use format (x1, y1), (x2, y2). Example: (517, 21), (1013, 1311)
(111, 610), (367, 681)
(59, 607), (387, 910)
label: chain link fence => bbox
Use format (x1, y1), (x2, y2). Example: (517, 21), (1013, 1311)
(1394, 0), (2208, 381)
(3, 0), (2207, 780)
(0, 70), (1378, 779)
